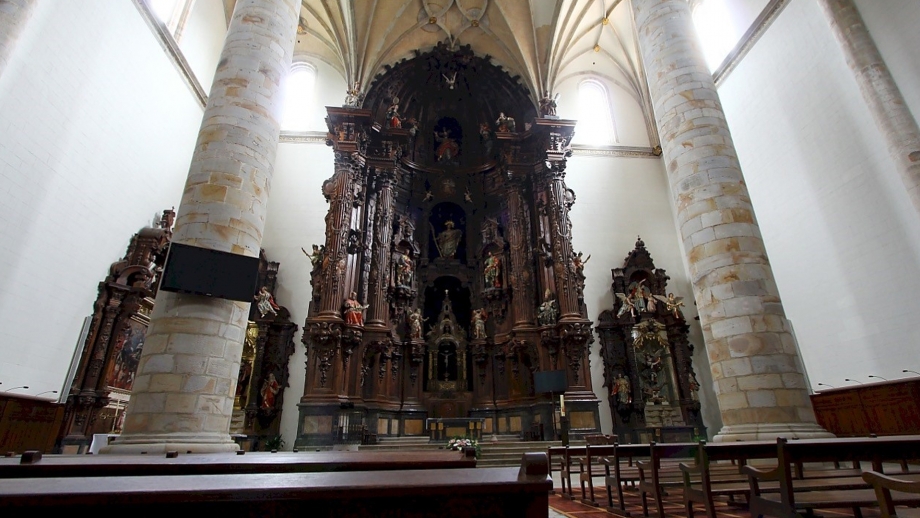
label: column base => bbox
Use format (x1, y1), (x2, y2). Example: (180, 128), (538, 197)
(713, 422), (834, 442)
(100, 432), (240, 454)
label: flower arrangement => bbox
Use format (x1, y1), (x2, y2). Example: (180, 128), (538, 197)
(447, 436), (481, 458)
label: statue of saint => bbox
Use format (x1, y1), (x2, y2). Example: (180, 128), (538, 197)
(434, 128), (459, 162)
(396, 251), (414, 287)
(260, 372), (280, 410)
(386, 97), (401, 128)
(343, 291), (368, 326)
(407, 308), (425, 340)
(471, 308), (487, 340)
(612, 374), (632, 405)
(435, 220), (462, 259)
(254, 286), (280, 318)
(537, 289), (559, 326)
(483, 251), (502, 288)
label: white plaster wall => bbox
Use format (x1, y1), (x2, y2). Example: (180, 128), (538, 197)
(567, 155), (720, 437)
(261, 142), (333, 446)
(0, 2), (201, 396)
(717, 0), (920, 388)
(179, 0), (228, 91)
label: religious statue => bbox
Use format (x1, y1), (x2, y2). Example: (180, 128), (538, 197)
(344, 81), (361, 107)
(612, 374), (632, 405)
(396, 250), (414, 287)
(406, 117), (419, 139)
(688, 373), (700, 402)
(423, 190), (434, 202)
(572, 251), (590, 277)
(343, 291), (368, 326)
(236, 361), (252, 399)
(254, 286), (280, 318)
(471, 308), (487, 340)
(479, 122), (493, 157)
(303, 244), (324, 270)
(627, 280), (650, 312)
(464, 188), (474, 204)
(386, 96), (402, 128)
(260, 372), (280, 410)
(615, 292), (637, 318)
(434, 220), (462, 259)
(539, 94), (558, 117)
(495, 112), (516, 132)
(483, 251), (502, 288)
(407, 308), (425, 340)
(434, 127), (460, 162)
(537, 289), (559, 326)
(654, 293), (685, 319)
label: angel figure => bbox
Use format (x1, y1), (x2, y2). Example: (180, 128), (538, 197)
(254, 286), (280, 318)
(572, 251), (590, 277)
(423, 190), (434, 202)
(471, 308), (487, 340)
(615, 292), (637, 318)
(653, 293), (685, 319)
(302, 244), (324, 269)
(443, 72), (457, 90)
(464, 188), (474, 204)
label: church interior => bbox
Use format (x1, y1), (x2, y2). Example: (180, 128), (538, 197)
(2, 0), (920, 516)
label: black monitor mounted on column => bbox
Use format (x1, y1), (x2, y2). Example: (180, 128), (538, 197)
(159, 242), (260, 302)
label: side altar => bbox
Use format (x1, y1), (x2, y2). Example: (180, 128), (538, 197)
(296, 43), (600, 447)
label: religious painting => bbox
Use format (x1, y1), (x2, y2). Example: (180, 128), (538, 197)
(108, 317), (147, 391)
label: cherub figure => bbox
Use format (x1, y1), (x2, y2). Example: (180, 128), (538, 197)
(423, 190), (434, 202)
(653, 292), (685, 319)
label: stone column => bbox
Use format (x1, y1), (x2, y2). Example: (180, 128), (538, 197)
(632, 0), (830, 441)
(105, 0), (300, 453)
(0, 0), (36, 79)
(817, 0), (920, 219)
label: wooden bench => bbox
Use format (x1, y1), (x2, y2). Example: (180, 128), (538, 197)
(863, 470), (920, 518)
(637, 442), (699, 517)
(603, 442), (653, 515)
(0, 452), (551, 517)
(0, 450), (476, 478)
(579, 443), (618, 506)
(575, 435), (617, 504)
(745, 436), (920, 518)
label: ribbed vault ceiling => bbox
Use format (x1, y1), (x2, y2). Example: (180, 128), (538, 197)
(294, 0), (651, 111)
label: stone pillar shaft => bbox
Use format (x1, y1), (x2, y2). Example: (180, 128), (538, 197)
(817, 0), (920, 218)
(632, 0), (830, 440)
(107, 0), (300, 453)
(0, 0), (36, 79)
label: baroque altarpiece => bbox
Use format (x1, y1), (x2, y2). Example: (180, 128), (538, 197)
(595, 238), (705, 443)
(57, 210), (297, 452)
(298, 43), (600, 446)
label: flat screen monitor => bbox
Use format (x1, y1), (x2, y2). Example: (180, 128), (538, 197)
(159, 242), (260, 302)
(533, 370), (568, 394)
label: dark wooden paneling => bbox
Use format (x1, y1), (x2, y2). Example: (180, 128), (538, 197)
(0, 395), (63, 454)
(811, 378), (920, 436)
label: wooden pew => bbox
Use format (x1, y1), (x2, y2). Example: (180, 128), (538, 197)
(575, 434), (617, 505)
(863, 471), (920, 518)
(637, 442), (699, 517)
(745, 436), (920, 518)
(0, 450), (476, 478)
(604, 442), (652, 515)
(0, 452), (552, 518)
(579, 443), (618, 506)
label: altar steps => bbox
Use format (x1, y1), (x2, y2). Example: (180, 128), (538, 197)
(360, 436), (584, 467)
